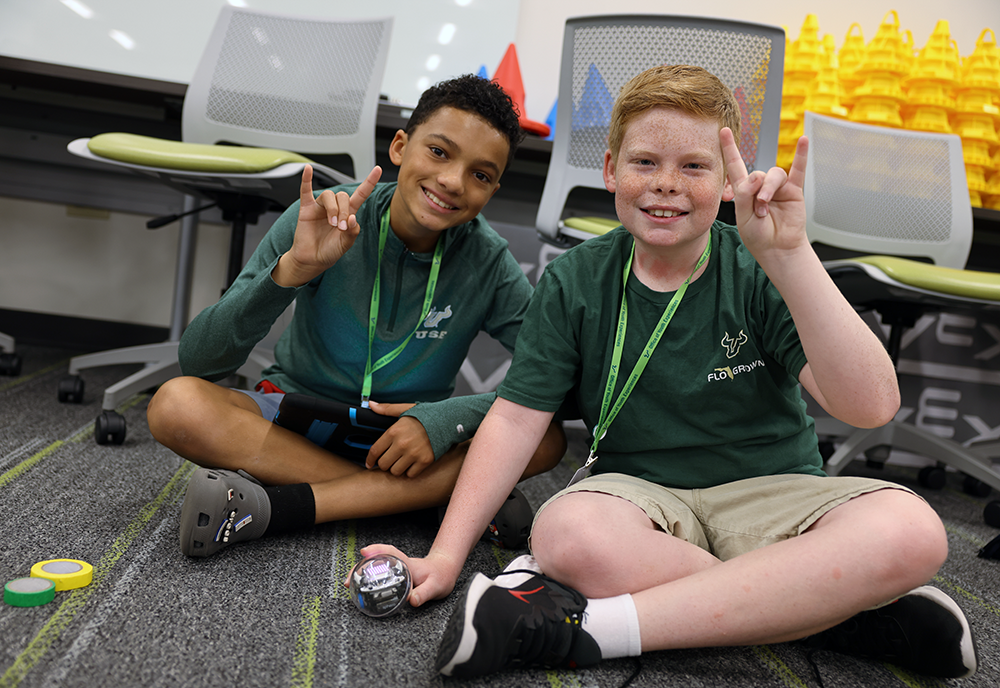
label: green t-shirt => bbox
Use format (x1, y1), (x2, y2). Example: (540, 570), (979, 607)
(498, 222), (824, 489)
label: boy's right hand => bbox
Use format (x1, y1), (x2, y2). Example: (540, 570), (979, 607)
(355, 544), (462, 607)
(272, 164), (382, 287)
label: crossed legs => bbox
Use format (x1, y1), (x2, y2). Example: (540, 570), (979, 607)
(529, 485), (947, 651)
(148, 376), (566, 524)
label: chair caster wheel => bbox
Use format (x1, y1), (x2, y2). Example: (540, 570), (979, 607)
(0, 352), (22, 376)
(985, 500), (1000, 528)
(918, 465), (947, 490)
(818, 440), (835, 461)
(864, 444), (890, 469)
(58, 375), (85, 403)
(963, 475), (992, 498)
(95, 411), (126, 445)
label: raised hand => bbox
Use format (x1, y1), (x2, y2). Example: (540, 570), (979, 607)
(721, 128), (809, 258)
(275, 164), (382, 287)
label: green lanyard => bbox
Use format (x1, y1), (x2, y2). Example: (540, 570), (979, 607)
(567, 233), (712, 487)
(361, 208), (444, 407)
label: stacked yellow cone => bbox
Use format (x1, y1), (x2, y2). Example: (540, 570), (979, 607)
(849, 11), (909, 128)
(902, 20), (959, 135)
(956, 29), (1000, 208)
(779, 12), (999, 208)
(777, 15), (822, 170)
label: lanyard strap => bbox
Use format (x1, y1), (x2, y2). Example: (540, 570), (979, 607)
(362, 208), (444, 407)
(581, 233), (712, 473)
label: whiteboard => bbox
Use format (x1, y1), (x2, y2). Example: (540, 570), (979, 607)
(0, 0), (521, 107)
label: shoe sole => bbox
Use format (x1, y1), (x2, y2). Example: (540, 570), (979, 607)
(435, 573), (494, 676)
(910, 586), (978, 678)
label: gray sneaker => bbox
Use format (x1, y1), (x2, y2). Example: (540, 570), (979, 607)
(179, 468), (271, 557)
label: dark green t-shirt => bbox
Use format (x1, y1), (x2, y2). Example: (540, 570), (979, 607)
(498, 222), (824, 489)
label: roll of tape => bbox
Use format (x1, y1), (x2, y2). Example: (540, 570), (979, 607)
(30, 559), (93, 591)
(4, 577), (56, 607)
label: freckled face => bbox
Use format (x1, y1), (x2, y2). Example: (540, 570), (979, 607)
(388, 106), (509, 252)
(603, 107), (733, 258)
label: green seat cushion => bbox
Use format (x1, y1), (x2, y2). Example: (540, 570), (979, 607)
(87, 133), (312, 173)
(857, 255), (1000, 301)
(562, 216), (621, 236)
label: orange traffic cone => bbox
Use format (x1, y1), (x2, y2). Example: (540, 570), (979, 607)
(492, 44), (551, 137)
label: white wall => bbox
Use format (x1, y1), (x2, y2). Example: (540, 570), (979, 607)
(0, 197), (230, 328)
(0, 0), (520, 108)
(513, 1), (1000, 122)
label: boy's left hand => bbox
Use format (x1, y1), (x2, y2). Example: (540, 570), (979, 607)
(365, 401), (435, 477)
(721, 128), (809, 258)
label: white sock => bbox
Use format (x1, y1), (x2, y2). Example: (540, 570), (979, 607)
(581, 593), (642, 659)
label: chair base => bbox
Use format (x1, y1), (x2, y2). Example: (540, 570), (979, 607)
(67, 342), (183, 411)
(817, 417), (1000, 493)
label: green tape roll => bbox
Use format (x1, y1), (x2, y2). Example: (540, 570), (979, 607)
(4, 577), (56, 607)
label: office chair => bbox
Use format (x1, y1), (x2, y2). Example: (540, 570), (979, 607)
(62, 6), (393, 444)
(0, 331), (21, 376)
(803, 112), (1000, 519)
(536, 14), (785, 247)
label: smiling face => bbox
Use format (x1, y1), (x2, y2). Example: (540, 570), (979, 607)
(604, 106), (733, 263)
(387, 106), (510, 252)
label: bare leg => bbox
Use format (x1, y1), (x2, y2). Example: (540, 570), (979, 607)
(531, 487), (947, 650)
(148, 376), (566, 522)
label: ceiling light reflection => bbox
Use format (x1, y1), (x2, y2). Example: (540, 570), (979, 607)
(438, 23), (456, 45)
(60, 0), (93, 19)
(109, 29), (135, 50)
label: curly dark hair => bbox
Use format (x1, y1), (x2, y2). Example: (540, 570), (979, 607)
(405, 74), (525, 172)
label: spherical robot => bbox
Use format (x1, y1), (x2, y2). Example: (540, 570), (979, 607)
(349, 554), (412, 618)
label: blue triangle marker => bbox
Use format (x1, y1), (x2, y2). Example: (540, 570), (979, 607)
(572, 64), (613, 131)
(544, 98), (558, 140)
(477, 65), (489, 80)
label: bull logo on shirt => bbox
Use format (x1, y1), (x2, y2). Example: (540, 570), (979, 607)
(721, 330), (747, 359)
(423, 305), (453, 329)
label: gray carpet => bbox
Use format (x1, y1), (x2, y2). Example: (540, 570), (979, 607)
(2, 345), (999, 688)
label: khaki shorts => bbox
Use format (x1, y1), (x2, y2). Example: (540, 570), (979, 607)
(532, 472), (918, 561)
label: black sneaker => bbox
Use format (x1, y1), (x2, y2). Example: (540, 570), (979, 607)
(435, 567), (601, 678)
(483, 488), (533, 549)
(179, 468), (271, 557)
(804, 586), (977, 678)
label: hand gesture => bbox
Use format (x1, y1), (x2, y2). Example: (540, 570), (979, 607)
(277, 164), (382, 286)
(721, 128), (809, 258)
(354, 544), (460, 607)
(366, 401), (436, 477)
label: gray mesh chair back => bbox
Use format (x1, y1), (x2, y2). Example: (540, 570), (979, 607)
(537, 14), (785, 245)
(183, 7), (393, 177)
(804, 112), (972, 269)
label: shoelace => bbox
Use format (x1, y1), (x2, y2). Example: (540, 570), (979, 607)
(493, 568), (590, 669)
(498, 567), (644, 688)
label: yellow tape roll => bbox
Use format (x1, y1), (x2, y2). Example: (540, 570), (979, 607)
(30, 559), (93, 591)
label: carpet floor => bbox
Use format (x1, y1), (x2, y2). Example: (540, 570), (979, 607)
(2, 345), (998, 688)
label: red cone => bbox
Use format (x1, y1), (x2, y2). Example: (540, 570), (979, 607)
(492, 44), (550, 137)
